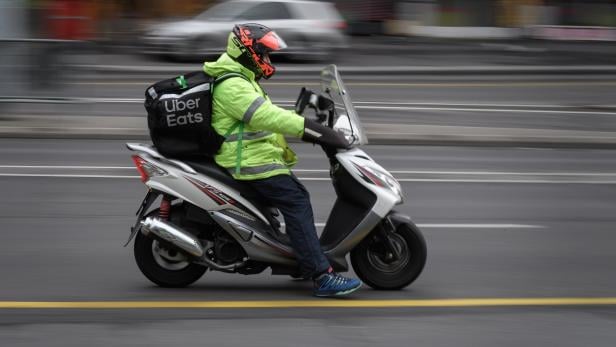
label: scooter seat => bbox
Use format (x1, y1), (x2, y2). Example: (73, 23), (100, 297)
(180, 157), (260, 200)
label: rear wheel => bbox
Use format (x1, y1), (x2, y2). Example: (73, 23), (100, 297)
(133, 212), (207, 288)
(350, 222), (427, 290)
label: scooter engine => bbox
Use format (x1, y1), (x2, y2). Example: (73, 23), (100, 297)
(214, 232), (246, 265)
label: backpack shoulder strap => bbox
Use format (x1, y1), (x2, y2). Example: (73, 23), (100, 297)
(214, 72), (250, 84)
(215, 72), (250, 139)
(213, 72), (252, 174)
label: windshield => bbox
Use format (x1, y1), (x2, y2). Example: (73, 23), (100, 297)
(195, 1), (251, 21)
(320, 65), (368, 146)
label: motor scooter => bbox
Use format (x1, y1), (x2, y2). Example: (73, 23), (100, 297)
(125, 65), (426, 289)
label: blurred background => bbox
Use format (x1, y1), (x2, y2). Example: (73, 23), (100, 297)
(1, 0), (615, 94)
(1, 0), (614, 126)
(1, 1), (616, 345)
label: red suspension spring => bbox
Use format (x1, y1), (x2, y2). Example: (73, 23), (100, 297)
(159, 196), (171, 220)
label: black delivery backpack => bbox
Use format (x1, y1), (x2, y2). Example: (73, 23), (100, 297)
(144, 71), (243, 158)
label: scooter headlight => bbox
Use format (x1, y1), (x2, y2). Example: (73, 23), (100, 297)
(356, 164), (404, 203)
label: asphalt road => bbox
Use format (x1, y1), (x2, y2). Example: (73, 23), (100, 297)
(0, 139), (615, 346)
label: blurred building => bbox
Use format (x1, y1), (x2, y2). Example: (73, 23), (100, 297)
(20, 0), (616, 40)
(1, 1), (28, 97)
(26, 0), (217, 43)
(380, 0), (615, 39)
(390, 0), (615, 27)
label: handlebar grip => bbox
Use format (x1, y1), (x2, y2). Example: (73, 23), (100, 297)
(301, 118), (350, 149)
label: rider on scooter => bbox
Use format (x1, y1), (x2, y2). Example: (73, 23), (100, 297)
(204, 23), (361, 297)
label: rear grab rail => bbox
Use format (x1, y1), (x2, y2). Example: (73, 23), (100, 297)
(126, 143), (197, 175)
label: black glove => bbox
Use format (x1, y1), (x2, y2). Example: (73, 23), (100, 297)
(301, 118), (350, 149)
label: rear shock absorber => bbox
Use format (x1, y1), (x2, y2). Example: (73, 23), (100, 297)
(159, 196), (171, 220)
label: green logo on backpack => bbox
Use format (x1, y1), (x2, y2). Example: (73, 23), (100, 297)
(175, 75), (188, 89)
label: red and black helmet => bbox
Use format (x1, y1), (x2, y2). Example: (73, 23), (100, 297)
(231, 23), (287, 79)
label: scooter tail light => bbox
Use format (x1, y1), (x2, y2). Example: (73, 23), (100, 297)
(131, 155), (149, 183)
(131, 155), (167, 183)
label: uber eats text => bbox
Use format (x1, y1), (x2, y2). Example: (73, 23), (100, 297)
(164, 97), (204, 127)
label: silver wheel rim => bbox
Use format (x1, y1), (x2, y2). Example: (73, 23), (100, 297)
(151, 241), (190, 271)
(367, 233), (410, 274)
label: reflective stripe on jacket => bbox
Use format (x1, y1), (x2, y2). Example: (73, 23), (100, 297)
(204, 53), (305, 180)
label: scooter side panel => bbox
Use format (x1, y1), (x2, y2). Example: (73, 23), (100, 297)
(325, 210), (382, 271)
(138, 154), (271, 225)
(211, 211), (296, 265)
(335, 148), (401, 217)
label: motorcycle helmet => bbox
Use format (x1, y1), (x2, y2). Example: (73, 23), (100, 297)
(226, 23), (287, 79)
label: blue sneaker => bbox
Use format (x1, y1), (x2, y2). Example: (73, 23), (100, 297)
(313, 269), (362, 297)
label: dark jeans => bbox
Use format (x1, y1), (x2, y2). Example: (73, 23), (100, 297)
(246, 174), (331, 278)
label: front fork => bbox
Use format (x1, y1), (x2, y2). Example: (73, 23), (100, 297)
(372, 211), (417, 262)
(375, 217), (402, 262)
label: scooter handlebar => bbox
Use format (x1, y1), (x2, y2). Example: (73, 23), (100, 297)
(294, 87), (334, 125)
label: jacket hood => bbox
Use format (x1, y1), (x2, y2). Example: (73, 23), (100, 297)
(203, 53), (256, 81)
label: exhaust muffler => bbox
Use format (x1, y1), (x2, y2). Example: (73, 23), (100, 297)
(140, 217), (204, 258)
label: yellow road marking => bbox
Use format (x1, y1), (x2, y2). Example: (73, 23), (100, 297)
(2, 298), (616, 309)
(67, 81), (616, 88)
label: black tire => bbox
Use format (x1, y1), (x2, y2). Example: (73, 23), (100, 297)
(133, 214), (207, 288)
(351, 222), (427, 290)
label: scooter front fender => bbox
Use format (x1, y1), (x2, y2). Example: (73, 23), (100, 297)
(387, 211), (415, 229)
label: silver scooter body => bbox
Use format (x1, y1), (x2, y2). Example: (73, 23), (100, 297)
(127, 141), (404, 271)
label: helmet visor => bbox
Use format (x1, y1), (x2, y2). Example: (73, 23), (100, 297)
(257, 31), (287, 52)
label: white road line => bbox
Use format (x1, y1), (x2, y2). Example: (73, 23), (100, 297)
(293, 222), (544, 229)
(0, 165), (134, 170)
(354, 105), (616, 115)
(8, 97), (612, 116)
(391, 170), (616, 176)
(417, 223), (545, 229)
(65, 81), (616, 87)
(351, 101), (578, 108)
(300, 169), (616, 177)
(0, 173), (613, 184)
(284, 100), (616, 111)
(396, 178), (616, 184)
(1, 166), (615, 177)
(0, 126), (142, 131)
(278, 100), (582, 108)
(0, 173), (138, 178)
(0, 166), (614, 183)
(4, 97), (591, 109)
(0, 97), (144, 104)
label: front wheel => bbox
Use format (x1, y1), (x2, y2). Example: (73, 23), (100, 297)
(350, 222), (427, 290)
(134, 229), (207, 288)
